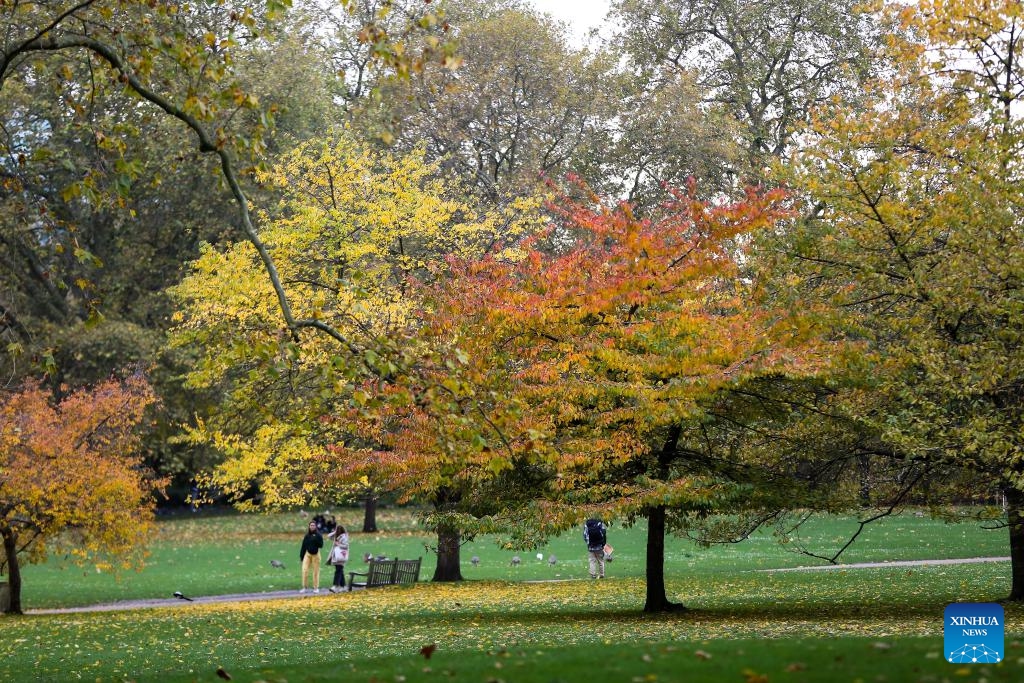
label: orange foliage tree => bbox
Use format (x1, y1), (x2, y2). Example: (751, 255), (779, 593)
(0, 375), (161, 614)
(339, 181), (829, 607)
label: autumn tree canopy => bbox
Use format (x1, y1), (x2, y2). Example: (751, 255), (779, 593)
(332, 180), (831, 607)
(612, 0), (878, 180)
(780, 0), (1024, 596)
(0, 375), (161, 614)
(170, 132), (542, 575)
(0, 0), (462, 502)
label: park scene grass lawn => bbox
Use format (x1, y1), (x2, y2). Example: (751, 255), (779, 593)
(2, 508), (1022, 682)
(5, 3), (1024, 683)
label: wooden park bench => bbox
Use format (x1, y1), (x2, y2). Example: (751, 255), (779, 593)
(347, 557), (422, 591)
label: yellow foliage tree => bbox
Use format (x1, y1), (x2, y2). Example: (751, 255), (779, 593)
(170, 132), (542, 514)
(782, 0), (1024, 597)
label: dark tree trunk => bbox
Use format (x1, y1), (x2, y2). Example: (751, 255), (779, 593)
(643, 504), (686, 612)
(362, 492), (378, 533)
(431, 487), (463, 582)
(1, 525), (23, 615)
(642, 424), (686, 613)
(1005, 487), (1024, 601)
(432, 523), (463, 582)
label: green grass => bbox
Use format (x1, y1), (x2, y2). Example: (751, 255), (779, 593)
(223, 637), (1021, 683)
(1, 508), (1019, 682)
(17, 507), (1009, 609)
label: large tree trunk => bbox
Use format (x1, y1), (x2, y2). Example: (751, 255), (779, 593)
(642, 424), (686, 613)
(431, 487), (463, 581)
(1, 525), (23, 615)
(432, 523), (463, 582)
(361, 491), (378, 533)
(1004, 486), (1024, 601)
(643, 505), (686, 612)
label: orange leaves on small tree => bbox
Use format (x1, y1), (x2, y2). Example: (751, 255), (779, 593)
(0, 374), (162, 614)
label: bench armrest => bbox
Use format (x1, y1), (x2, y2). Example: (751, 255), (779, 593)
(347, 569), (369, 592)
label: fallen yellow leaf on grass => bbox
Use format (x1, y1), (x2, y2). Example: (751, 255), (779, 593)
(742, 669), (769, 683)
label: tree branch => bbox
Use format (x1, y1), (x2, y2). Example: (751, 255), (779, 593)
(789, 467), (928, 564)
(19, 35), (369, 363)
(0, 0), (100, 79)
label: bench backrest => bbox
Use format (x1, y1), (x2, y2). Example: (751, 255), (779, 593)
(360, 557), (422, 587)
(394, 558), (421, 585)
(366, 560), (396, 586)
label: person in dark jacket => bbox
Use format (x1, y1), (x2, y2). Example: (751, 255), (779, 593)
(583, 518), (607, 579)
(299, 520), (324, 593)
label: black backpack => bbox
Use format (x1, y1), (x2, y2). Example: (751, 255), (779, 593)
(585, 519), (606, 549)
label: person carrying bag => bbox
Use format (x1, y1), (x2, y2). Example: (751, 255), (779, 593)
(326, 525), (350, 593)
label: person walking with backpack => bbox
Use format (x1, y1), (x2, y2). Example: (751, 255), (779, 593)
(299, 520), (324, 593)
(583, 518), (607, 579)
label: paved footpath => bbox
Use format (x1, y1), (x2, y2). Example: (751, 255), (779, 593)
(27, 588), (347, 615)
(26, 556), (1011, 615)
(758, 556), (1010, 572)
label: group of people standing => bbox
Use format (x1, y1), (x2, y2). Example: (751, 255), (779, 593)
(297, 516), (610, 593)
(298, 520), (349, 593)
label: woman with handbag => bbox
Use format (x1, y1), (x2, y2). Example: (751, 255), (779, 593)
(326, 525), (350, 593)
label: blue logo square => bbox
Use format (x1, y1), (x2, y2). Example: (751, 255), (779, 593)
(944, 603), (1003, 664)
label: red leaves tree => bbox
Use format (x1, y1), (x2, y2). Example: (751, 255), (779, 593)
(457, 184), (827, 610)
(344, 181), (828, 604)
(0, 375), (161, 614)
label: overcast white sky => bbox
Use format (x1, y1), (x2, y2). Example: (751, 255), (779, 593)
(525, 0), (613, 45)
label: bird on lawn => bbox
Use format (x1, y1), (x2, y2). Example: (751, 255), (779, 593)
(510, 555), (521, 566)
(470, 555), (480, 567)
(548, 554), (557, 566)
(269, 559), (285, 569)
(173, 591), (193, 601)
